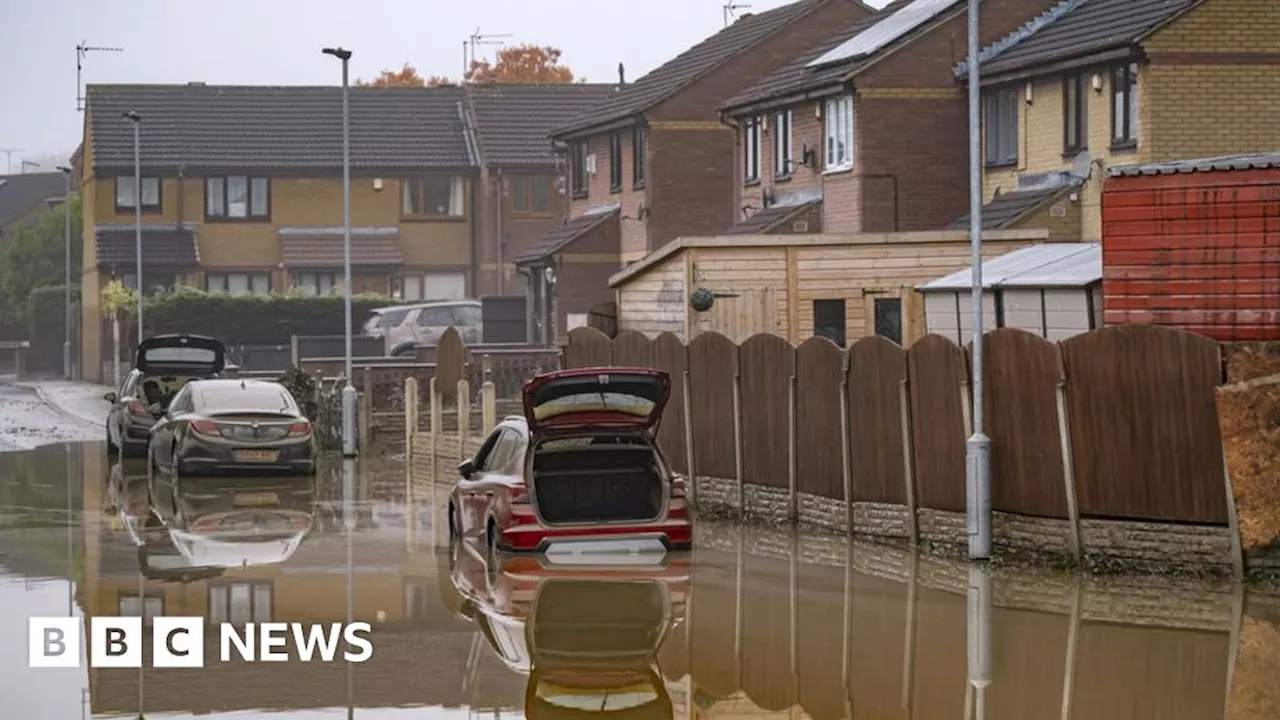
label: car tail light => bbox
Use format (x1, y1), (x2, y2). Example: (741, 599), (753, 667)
(191, 518), (219, 532)
(126, 400), (150, 418)
(288, 422), (312, 438)
(509, 486), (531, 505)
(670, 477), (688, 499)
(190, 420), (219, 436)
(290, 515), (313, 529)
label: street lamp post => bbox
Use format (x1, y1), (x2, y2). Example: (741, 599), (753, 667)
(123, 111), (144, 346)
(57, 165), (73, 379)
(965, 0), (992, 560)
(323, 46), (357, 457)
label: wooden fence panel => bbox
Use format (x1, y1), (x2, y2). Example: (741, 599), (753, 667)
(688, 331), (739, 481)
(1061, 325), (1228, 524)
(907, 335), (969, 512)
(847, 572), (912, 719)
(435, 328), (465, 401)
(797, 562), (848, 720)
(689, 557), (740, 698)
(611, 329), (655, 368)
(796, 337), (845, 500)
(847, 336), (908, 504)
(653, 332), (689, 474)
(976, 329), (1069, 518)
(741, 555), (796, 711)
(563, 326), (612, 368)
(739, 333), (796, 489)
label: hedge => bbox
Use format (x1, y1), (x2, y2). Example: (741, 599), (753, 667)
(138, 290), (390, 346)
(26, 284), (79, 372)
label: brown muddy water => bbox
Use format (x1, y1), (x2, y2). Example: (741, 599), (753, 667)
(1, 441), (1277, 719)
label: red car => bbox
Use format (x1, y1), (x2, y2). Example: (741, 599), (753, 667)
(448, 367), (692, 556)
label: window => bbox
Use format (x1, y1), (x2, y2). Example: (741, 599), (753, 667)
(1112, 62), (1139, 148)
(206, 176), (269, 219)
(121, 272), (175, 295)
(774, 110), (793, 178)
(632, 127), (646, 187)
(209, 582), (272, 625)
(418, 306), (456, 327)
(512, 176), (554, 215)
(824, 95), (854, 171)
(813, 299), (846, 347)
(118, 592), (164, 627)
(404, 177), (465, 217)
(293, 273), (337, 296)
(115, 176), (161, 213)
(206, 272), (271, 296)
(874, 298), (903, 345)
(570, 141), (588, 198)
(609, 131), (624, 192)
(424, 273), (467, 300)
(744, 116), (761, 182)
(1063, 73), (1087, 155)
(983, 87), (1019, 167)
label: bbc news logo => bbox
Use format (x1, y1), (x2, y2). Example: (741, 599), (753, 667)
(29, 617), (373, 668)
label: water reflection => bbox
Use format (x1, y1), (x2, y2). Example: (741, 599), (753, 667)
(0, 441), (1270, 719)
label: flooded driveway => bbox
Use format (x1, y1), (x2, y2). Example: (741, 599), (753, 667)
(0, 441), (1276, 719)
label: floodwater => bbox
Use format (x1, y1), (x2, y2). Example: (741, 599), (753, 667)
(1, 441), (1277, 719)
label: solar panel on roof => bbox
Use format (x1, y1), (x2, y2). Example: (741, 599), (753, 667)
(807, 0), (957, 68)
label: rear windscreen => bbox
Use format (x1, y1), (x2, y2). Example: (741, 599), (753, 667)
(198, 386), (294, 412)
(144, 347), (217, 364)
(533, 392), (655, 420)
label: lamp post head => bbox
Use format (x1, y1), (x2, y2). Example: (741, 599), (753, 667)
(322, 47), (353, 61)
(57, 165), (72, 174)
(122, 110), (140, 122)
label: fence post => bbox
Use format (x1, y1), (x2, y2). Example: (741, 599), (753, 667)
(840, 379), (853, 536)
(457, 379), (472, 460)
(788, 373), (798, 523)
(683, 369), (698, 507)
(1221, 451), (1245, 580)
(482, 353), (493, 385)
(429, 377), (441, 486)
(1054, 380), (1083, 566)
(481, 380), (496, 435)
(900, 378), (919, 547)
(405, 377), (420, 453)
(732, 371), (745, 516)
(290, 335), (299, 367)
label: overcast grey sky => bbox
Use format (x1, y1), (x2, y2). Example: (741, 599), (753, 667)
(0, 0), (892, 168)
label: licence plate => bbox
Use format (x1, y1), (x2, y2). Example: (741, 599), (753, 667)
(233, 449), (279, 463)
(233, 492), (280, 507)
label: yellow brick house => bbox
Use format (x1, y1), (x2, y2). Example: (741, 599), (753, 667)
(79, 84), (481, 382)
(952, 0), (1280, 241)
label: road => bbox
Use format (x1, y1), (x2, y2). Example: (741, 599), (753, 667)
(0, 382), (106, 452)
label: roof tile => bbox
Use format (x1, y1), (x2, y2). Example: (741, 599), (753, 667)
(87, 85), (475, 173)
(947, 185), (1072, 229)
(0, 172), (66, 233)
(278, 229), (404, 267)
(515, 207), (620, 263)
(724, 200), (823, 233)
(554, 0), (836, 137)
(95, 227), (199, 268)
(466, 84), (620, 167)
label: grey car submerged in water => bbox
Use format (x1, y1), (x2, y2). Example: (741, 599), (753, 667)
(106, 334), (227, 458)
(148, 378), (316, 477)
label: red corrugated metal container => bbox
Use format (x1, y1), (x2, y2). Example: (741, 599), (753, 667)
(1102, 153), (1280, 341)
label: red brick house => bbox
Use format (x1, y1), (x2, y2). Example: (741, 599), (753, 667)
(466, 83), (618, 298)
(520, 0), (875, 343)
(718, 0), (1065, 235)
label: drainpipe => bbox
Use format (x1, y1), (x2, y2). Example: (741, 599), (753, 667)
(496, 168), (504, 296)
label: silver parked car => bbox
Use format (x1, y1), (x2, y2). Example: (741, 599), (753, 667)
(385, 299), (482, 356)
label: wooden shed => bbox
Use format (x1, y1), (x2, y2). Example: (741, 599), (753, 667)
(608, 230), (1047, 346)
(917, 242), (1102, 343)
(1104, 152), (1280, 341)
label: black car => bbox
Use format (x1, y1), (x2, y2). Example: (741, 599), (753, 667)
(148, 378), (316, 477)
(106, 334), (226, 458)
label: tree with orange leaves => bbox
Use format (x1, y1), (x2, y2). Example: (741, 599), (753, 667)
(356, 63), (454, 87)
(465, 44), (576, 84)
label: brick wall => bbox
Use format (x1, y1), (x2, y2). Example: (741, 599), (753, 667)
(650, 127), (737, 252)
(567, 132), (648, 264)
(736, 103), (826, 225)
(477, 168), (571, 296)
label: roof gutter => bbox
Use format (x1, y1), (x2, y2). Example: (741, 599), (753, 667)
(551, 115), (641, 144)
(975, 46), (1139, 87)
(721, 83), (849, 120)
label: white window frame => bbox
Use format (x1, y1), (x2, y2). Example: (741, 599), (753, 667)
(293, 272), (337, 297)
(207, 272), (271, 296)
(824, 95), (854, 172)
(744, 116), (761, 182)
(403, 177), (465, 218)
(206, 176), (269, 219)
(774, 110), (793, 177)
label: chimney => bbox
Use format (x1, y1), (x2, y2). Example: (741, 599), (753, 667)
(188, 81), (206, 86)
(617, 63), (626, 87)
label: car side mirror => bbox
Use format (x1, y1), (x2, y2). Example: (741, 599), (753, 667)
(457, 458), (475, 479)
(148, 403), (165, 417)
(103, 392), (117, 403)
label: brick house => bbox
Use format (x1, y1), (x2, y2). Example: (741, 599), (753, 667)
(520, 0), (875, 343)
(466, 83), (618, 298)
(958, 0), (1280, 243)
(718, 0), (1064, 237)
